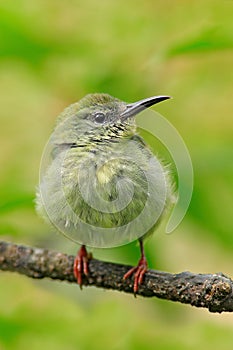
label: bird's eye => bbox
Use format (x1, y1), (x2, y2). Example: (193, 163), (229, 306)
(94, 113), (106, 124)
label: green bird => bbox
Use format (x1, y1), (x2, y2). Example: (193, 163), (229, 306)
(36, 93), (174, 293)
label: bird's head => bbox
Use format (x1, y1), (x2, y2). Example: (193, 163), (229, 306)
(52, 93), (170, 146)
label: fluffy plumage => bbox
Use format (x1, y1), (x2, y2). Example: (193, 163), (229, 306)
(36, 93), (174, 292)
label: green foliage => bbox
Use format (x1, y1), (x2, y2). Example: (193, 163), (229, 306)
(0, 0), (232, 349)
(168, 27), (233, 56)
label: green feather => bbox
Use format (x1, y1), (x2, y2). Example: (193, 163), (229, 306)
(36, 93), (174, 248)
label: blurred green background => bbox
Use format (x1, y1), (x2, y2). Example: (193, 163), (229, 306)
(0, 0), (233, 349)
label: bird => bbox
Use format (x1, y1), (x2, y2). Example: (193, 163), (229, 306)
(36, 93), (174, 293)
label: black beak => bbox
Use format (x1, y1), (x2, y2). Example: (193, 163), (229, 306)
(120, 95), (171, 120)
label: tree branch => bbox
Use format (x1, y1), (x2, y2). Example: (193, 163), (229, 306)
(0, 240), (232, 313)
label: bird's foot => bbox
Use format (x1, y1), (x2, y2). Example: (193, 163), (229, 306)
(123, 255), (148, 294)
(73, 245), (92, 288)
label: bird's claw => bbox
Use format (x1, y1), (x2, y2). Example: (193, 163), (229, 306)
(73, 245), (92, 288)
(123, 256), (148, 295)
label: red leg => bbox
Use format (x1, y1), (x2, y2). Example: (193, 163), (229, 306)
(123, 239), (148, 294)
(73, 245), (92, 288)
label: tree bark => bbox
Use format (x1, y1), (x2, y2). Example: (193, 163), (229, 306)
(0, 240), (232, 313)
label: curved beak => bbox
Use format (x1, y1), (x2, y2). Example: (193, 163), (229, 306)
(121, 95), (171, 120)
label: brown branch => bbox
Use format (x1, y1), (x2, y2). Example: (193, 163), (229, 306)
(0, 240), (233, 313)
